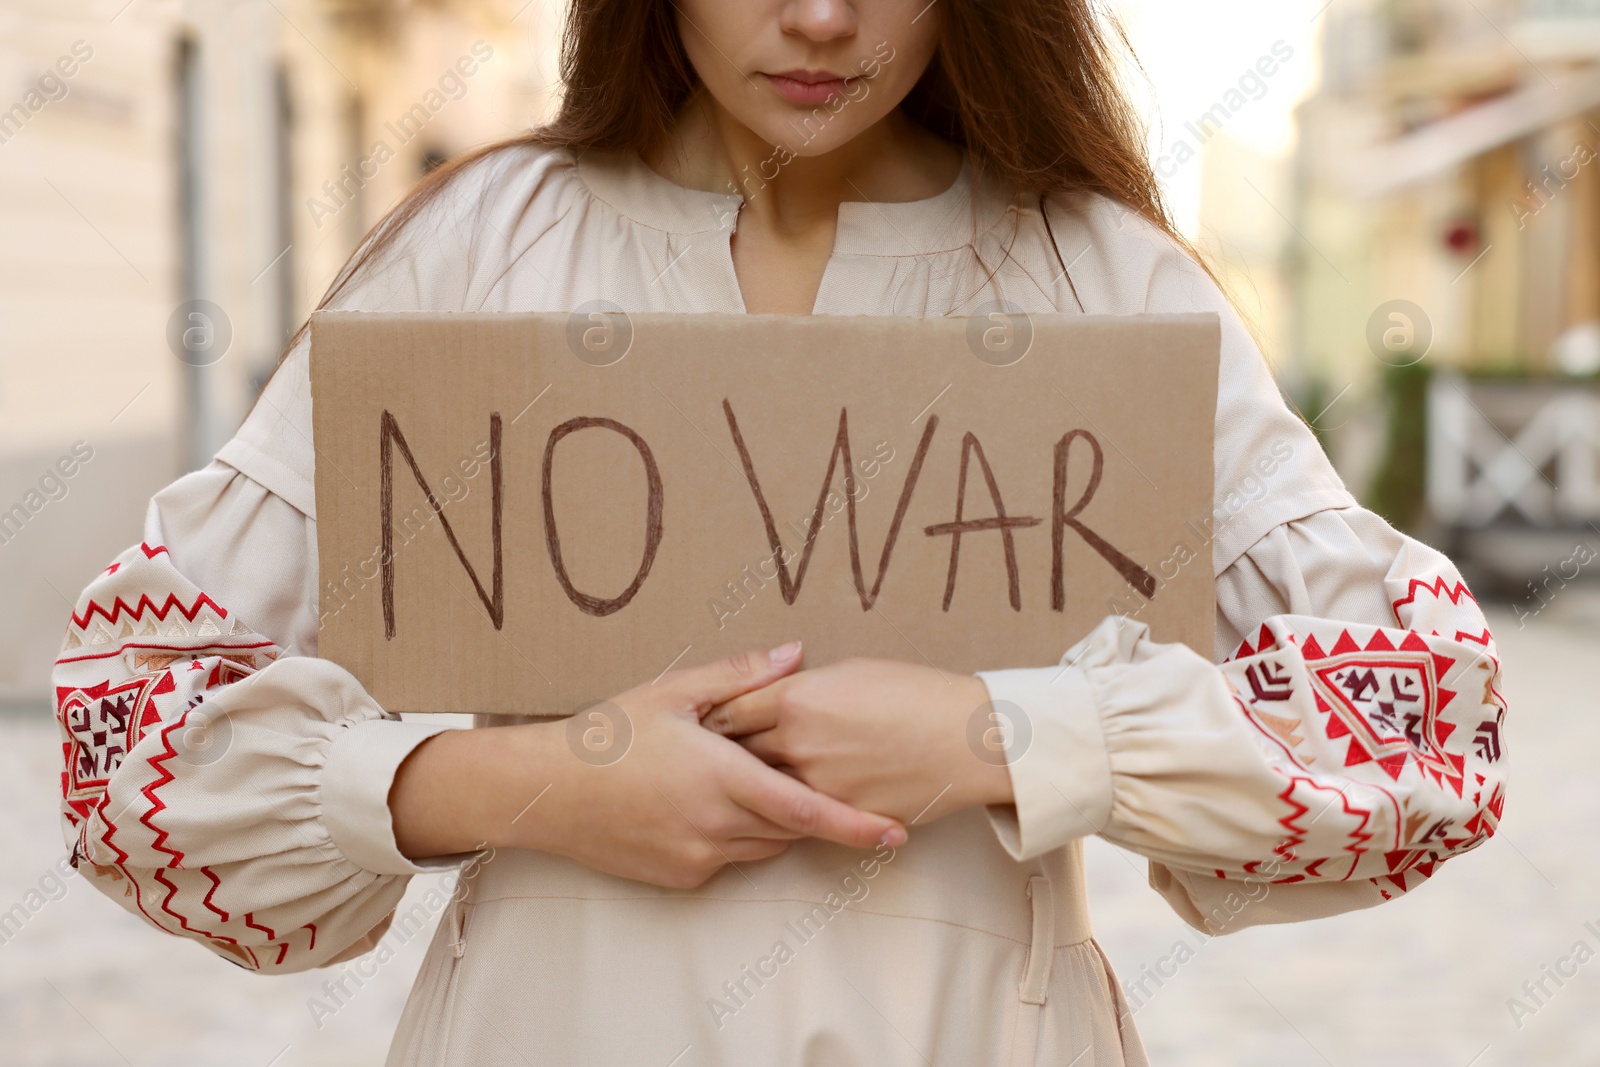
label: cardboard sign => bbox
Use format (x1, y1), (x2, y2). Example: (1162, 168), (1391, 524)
(310, 312), (1218, 715)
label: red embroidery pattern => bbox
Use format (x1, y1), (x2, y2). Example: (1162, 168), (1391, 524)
(1219, 566), (1506, 897)
(52, 539), (303, 971)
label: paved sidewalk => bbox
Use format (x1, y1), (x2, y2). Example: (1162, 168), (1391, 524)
(1, 605), (1593, 1065)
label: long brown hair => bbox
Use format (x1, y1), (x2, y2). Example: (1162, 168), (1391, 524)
(290, 0), (1218, 354)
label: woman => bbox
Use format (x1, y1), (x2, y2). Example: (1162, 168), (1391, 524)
(53, 0), (1507, 1063)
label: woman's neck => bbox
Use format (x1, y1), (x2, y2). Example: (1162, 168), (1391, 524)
(645, 89), (962, 238)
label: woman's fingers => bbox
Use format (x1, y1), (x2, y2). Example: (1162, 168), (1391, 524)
(704, 685), (782, 737)
(661, 641), (804, 715)
(720, 801), (808, 840)
(726, 755), (905, 850)
(719, 837), (794, 863)
(735, 728), (784, 765)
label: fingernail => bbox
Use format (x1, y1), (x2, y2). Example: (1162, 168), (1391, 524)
(768, 640), (802, 665)
(878, 826), (907, 848)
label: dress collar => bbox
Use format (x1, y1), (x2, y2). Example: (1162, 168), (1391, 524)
(574, 146), (742, 237)
(573, 145), (1010, 258)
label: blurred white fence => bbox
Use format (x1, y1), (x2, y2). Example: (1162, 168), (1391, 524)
(1428, 373), (1600, 527)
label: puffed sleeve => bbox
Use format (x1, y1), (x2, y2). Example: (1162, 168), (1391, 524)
(977, 504), (1507, 934)
(50, 145), (575, 972)
(53, 463), (477, 972)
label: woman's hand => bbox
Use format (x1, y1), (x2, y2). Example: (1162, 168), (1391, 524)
(704, 654), (1015, 828)
(394, 643), (909, 890)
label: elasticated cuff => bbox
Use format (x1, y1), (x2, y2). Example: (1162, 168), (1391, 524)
(322, 717), (473, 875)
(976, 665), (1114, 862)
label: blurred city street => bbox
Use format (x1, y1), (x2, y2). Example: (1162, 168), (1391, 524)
(1, 597), (1596, 1065)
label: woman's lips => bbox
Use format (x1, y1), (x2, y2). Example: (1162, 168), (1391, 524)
(763, 70), (857, 106)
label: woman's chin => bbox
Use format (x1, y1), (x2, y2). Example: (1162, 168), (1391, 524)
(748, 120), (863, 158)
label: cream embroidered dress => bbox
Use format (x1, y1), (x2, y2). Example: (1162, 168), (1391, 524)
(52, 145), (1508, 1066)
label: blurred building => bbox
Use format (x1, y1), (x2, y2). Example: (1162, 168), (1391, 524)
(1297, 0), (1600, 375)
(1260, 0), (1600, 587)
(0, 0), (561, 706)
